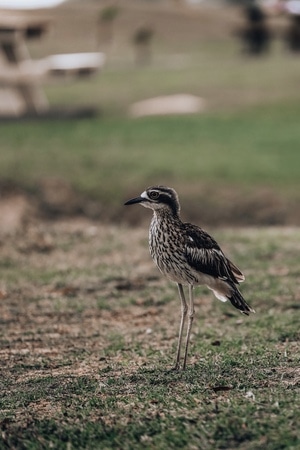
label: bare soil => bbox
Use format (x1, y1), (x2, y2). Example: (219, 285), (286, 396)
(0, 180), (299, 236)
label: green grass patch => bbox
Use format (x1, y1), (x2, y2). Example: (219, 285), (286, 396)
(1, 102), (300, 203)
(1, 34), (300, 225)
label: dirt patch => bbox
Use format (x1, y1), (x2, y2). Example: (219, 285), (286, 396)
(179, 183), (299, 227)
(0, 180), (299, 234)
(0, 195), (30, 235)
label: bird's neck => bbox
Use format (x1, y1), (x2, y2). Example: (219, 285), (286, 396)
(152, 208), (181, 224)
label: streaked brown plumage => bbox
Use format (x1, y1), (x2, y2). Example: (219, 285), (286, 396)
(124, 186), (254, 370)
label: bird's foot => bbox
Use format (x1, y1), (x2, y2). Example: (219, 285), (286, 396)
(169, 362), (183, 372)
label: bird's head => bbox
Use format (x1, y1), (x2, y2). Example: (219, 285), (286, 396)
(124, 186), (180, 216)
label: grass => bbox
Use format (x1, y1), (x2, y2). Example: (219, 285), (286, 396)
(1, 101), (300, 230)
(1, 11), (300, 221)
(0, 3), (299, 448)
(1, 102), (300, 212)
(0, 224), (299, 449)
(1, 6), (300, 224)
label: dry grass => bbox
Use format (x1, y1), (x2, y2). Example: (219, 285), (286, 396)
(0, 219), (299, 448)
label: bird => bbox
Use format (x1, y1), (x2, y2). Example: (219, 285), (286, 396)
(124, 186), (255, 370)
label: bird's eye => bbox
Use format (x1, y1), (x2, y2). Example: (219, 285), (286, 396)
(149, 191), (159, 200)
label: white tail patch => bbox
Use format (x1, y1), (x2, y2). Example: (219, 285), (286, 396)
(213, 290), (228, 303)
(207, 279), (231, 303)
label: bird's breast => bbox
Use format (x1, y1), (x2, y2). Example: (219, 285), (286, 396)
(149, 216), (197, 284)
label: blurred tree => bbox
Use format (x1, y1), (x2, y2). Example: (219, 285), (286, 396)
(132, 25), (154, 65)
(225, 0), (249, 3)
(285, 14), (300, 52)
(238, 0), (271, 55)
(97, 5), (120, 49)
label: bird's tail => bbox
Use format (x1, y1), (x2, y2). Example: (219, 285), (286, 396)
(209, 282), (255, 315)
(228, 287), (255, 315)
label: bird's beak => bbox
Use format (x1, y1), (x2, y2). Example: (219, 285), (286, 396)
(124, 196), (145, 206)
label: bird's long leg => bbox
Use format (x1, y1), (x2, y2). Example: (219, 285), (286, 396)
(182, 284), (195, 370)
(174, 283), (187, 370)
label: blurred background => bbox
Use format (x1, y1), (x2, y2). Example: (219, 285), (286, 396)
(0, 0), (300, 232)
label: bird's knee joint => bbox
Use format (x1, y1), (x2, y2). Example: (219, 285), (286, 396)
(188, 310), (194, 320)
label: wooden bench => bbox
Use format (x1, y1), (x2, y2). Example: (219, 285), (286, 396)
(0, 6), (105, 117)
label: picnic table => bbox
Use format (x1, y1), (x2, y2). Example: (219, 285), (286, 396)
(0, 1), (105, 117)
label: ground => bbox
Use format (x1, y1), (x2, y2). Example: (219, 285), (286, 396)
(0, 212), (299, 448)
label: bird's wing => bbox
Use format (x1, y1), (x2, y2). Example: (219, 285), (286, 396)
(227, 260), (245, 283)
(183, 223), (245, 284)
